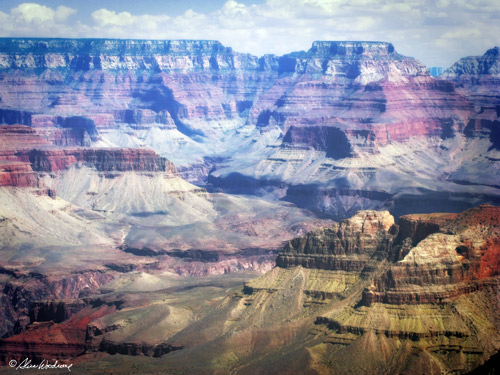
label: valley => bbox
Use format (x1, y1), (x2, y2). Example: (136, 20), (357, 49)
(0, 37), (499, 374)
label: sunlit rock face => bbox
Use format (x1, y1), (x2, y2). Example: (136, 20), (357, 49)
(276, 210), (395, 271)
(237, 205), (500, 375)
(362, 205), (500, 305)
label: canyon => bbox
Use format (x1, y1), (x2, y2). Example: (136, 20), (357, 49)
(0, 38), (498, 217)
(0, 37), (499, 374)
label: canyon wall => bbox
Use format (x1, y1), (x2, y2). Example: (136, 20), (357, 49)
(0, 38), (498, 218)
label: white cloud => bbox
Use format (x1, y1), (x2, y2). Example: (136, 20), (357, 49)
(11, 3), (55, 23)
(54, 6), (76, 22)
(0, 1), (499, 67)
(0, 3), (78, 37)
(92, 9), (135, 27)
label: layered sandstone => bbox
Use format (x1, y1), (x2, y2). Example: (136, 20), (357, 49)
(0, 161), (38, 187)
(0, 125), (48, 187)
(241, 205), (500, 374)
(26, 148), (177, 173)
(276, 210), (395, 270)
(442, 47), (500, 148)
(0, 124), (178, 192)
(362, 205), (500, 305)
(0, 304), (116, 364)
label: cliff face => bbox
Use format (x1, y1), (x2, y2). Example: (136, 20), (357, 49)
(363, 205), (500, 305)
(0, 125), (46, 187)
(444, 47), (500, 77)
(0, 124), (177, 191)
(0, 38), (273, 135)
(276, 210), (395, 271)
(272, 205), (500, 306)
(442, 47), (500, 148)
(26, 148), (176, 173)
(238, 205), (500, 374)
(0, 39), (257, 71)
(251, 40), (461, 145)
(0, 270), (114, 338)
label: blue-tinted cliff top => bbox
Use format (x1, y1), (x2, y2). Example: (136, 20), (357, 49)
(0, 38), (234, 55)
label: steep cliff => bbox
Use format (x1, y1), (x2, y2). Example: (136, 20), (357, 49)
(0, 124), (177, 189)
(26, 148), (176, 173)
(362, 205), (500, 305)
(0, 125), (46, 188)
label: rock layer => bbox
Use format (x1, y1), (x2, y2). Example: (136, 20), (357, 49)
(363, 205), (500, 305)
(276, 210), (395, 271)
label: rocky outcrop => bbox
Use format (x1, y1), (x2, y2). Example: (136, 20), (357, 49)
(0, 125), (47, 187)
(362, 205), (500, 305)
(239, 205), (500, 374)
(250, 205), (500, 309)
(444, 47), (500, 78)
(0, 161), (38, 187)
(29, 300), (88, 324)
(0, 303), (117, 364)
(0, 38), (275, 135)
(0, 270), (114, 338)
(442, 47), (500, 148)
(250, 40), (468, 146)
(0, 124), (177, 188)
(395, 214), (449, 246)
(26, 148), (177, 173)
(281, 126), (353, 159)
(276, 210), (395, 270)
(0, 38), (258, 72)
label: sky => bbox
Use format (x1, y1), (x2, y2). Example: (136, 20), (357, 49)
(0, 0), (499, 68)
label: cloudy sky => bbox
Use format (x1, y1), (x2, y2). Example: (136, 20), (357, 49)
(0, 0), (499, 68)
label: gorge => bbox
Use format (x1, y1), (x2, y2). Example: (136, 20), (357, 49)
(0, 37), (499, 374)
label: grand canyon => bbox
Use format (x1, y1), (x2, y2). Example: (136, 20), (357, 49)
(0, 37), (499, 374)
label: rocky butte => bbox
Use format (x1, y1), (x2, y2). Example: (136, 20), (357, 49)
(0, 38), (499, 374)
